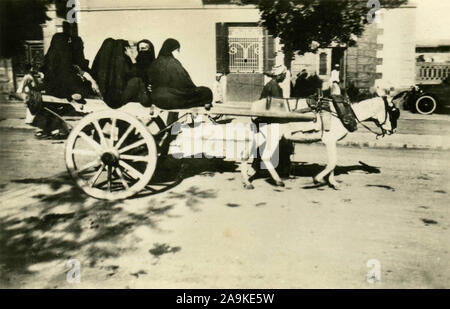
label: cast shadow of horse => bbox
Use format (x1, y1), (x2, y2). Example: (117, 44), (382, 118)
(292, 160), (381, 177)
(248, 160), (381, 187)
(292, 160), (381, 189)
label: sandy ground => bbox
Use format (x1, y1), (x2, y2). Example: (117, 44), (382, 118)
(0, 130), (449, 289)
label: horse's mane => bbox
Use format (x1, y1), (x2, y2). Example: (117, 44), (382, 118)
(350, 96), (379, 106)
(351, 91), (407, 105)
(392, 91), (409, 100)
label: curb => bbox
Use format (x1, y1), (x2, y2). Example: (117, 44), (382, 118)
(339, 140), (450, 151)
(339, 133), (450, 151)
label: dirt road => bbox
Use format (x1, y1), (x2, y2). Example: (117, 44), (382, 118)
(0, 129), (449, 288)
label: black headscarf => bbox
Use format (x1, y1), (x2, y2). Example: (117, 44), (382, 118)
(41, 32), (92, 98)
(148, 38), (195, 90)
(136, 39), (155, 66)
(157, 38), (180, 58)
(135, 39), (155, 82)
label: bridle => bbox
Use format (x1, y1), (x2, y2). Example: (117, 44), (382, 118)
(352, 96), (400, 139)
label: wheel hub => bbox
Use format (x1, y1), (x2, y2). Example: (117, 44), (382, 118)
(101, 149), (119, 166)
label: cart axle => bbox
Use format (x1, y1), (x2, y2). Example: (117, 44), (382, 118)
(101, 150), (119, 166)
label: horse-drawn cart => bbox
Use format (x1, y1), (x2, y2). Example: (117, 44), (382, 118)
(42, 95), (317, 200)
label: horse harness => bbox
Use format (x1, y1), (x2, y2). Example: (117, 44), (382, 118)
(267, 95), (400, 138)
(350, 96), (400, 138)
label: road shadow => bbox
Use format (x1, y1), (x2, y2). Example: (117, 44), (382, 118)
(0, 157), (235, 286)
(291, 161), (381, 178)
(11, 173), (73, 192)
(0, 174), (181, 286)
(149, 243), (182, 258)
(134, 156), (238, 198)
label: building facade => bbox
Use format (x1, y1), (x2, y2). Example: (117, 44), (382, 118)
(1, 0), (417, 101)
(291, 5), (417, 93)
(72, 0), (275, 103)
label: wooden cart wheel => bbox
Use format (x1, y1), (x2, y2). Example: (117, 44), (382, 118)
(65, 110), (157, 200)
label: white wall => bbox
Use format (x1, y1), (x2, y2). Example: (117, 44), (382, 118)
(414, 0), (450, 45)
(376, 7), (416, 90)
(77, 5), (261, 88)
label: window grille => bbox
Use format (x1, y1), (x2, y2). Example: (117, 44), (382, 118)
(14, 41), (44, 76)
(228, 27), (264, 73)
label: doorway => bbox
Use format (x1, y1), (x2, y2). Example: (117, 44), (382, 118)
(331, 47), (346, 87)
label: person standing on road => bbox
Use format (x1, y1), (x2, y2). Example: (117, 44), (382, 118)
(277, 64), (291, 98)
(16, 64), (42, 125)
(16, 64), (69, 139)
(293, 69), (308, 98)
(330, 64), (341, 95)
(213, 73), (224, 104)
(260, 65), (286, 99)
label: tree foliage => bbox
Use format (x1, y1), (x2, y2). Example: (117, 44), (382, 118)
(0, 0), (49, 58)
(0, 0), (70, 58)
(254, 0), (407, 56)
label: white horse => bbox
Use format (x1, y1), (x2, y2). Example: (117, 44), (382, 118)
(240, 93), (403, 190)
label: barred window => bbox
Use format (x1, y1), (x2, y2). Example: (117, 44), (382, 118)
(228, 27), (264, 73)
(13, 40), (44, 76)
(319, 52), (328, 75)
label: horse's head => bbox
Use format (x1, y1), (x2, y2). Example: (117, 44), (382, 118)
(376, 95), (401, 135)
(351, 88), (401, 137)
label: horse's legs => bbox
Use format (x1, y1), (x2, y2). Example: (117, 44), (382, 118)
(314, 117), (347, 186)
(263, 159), (285, 187)
(328, 170), (339, 190)
(240, 159), (254, 190)
(314, 140), (337, 184)
(240, 147), (285, 189)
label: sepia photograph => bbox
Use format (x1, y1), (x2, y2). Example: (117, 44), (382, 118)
(0, 0), (449, 291)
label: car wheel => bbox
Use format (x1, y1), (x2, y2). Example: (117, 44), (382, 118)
(415, 95), (437, 115)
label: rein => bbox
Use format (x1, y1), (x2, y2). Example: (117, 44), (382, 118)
(350, 96), (390, 139)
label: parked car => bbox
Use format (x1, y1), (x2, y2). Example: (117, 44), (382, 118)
(402, 78), (450, 115)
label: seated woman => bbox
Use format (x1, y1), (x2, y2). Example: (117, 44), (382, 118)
(91, 38), (155, 108)
(147, 38), (212, 111)
(42, 32), (100, 100)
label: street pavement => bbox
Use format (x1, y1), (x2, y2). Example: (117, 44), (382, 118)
(0, 128), (449, 288)
(0, 99), (449, 288)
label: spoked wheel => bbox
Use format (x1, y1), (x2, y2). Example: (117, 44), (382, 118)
(414, 95), (437, 115)
(65, 110), (157, 200)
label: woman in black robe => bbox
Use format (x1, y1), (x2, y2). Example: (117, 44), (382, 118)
(147, 38), (212, 110)
(91, 38), (155, 108)
(135, 39), (155, 83)
(41, 32), (96, 99)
